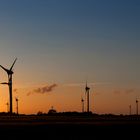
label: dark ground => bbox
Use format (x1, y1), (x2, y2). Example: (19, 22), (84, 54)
(0, 115), (140, 139)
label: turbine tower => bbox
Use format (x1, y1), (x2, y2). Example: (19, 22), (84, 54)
(85, 81), (90, 113)
(81, 97), (84, 113)
(15, 97), (19, 115)
(136, 99), (138, 115)
(0, 58), (17, 115)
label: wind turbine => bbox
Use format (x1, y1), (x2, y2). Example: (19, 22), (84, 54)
(81, 96), (84, 113)
(0, 58), (17, 115)
(85, 81), (90, 113)
(15, 97), (19, 115)
(136, 99), (138, 115)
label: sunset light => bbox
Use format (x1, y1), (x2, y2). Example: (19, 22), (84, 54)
(0, 0), (140, 139)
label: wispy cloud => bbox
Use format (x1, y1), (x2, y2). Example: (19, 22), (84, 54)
(63, 82), (111, 87)
(113, 88), (135, 95)
(125, 89), (135, 94)
(114, 90), (121, 95)
(94, 92), (101, 96)
(27, 84), (57, 96)
(14, 89), (18, 93)
(64, 83), (86, 87)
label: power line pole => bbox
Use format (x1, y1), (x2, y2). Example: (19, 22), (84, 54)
(6, 102), (9, 113)
(129, 105), (131, 115)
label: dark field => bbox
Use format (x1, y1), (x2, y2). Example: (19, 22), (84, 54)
(0, 115), (140, 139)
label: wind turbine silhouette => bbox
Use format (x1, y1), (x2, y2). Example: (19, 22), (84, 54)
(0, 58), (17, 115)
(81, 96), (84, 113)
(136, 99), (139, 115)
(15, 97), (19, 115)
(85, 81), (90, 113)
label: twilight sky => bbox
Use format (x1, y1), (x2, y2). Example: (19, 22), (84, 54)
(0, 0), (140, 115)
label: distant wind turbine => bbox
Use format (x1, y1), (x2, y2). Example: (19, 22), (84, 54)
(81, 96), (84, 113)
(0, 58), (17, 115)
(85, 81), (90, 113)
(136, 99), (139, 115)
(15, 97), (19, 115)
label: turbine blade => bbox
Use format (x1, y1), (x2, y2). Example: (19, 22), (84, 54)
(10, 58), (17, 71)
(0, 65), (9, 73)
(1, 82), (9, 85)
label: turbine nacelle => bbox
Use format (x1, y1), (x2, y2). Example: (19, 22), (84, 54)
(15, 97), (19, 102)
(8, 70), (14, 75)
(81, 98), (84, 102)
(85, 81), (90, 93)
(0, 58), (17, 75)
(85, 86), (90, 91)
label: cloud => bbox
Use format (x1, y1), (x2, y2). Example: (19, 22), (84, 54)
(27, 84), (57, 96)
(14, 89), (18, 93)
(14, 89), (17, 92)
(113, 89), (135, 95)
(125, 89), (135, 94)
(64, 82), (111, 87)
(114, 90), (121, 95)
(64, 83), (86, 87)
(94, 92), (101, 96)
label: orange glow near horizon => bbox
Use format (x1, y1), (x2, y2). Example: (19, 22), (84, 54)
(0, 0), (139, 117)
(0, 81), (139, 115)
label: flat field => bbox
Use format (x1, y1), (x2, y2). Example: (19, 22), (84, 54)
(0, 115), (139, 139)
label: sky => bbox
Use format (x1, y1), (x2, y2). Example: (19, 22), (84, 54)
(0, 0), (140, 115)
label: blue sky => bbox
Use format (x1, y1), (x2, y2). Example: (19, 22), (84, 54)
(0, 0), (140, 114)
(0, 0), (139, 83)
